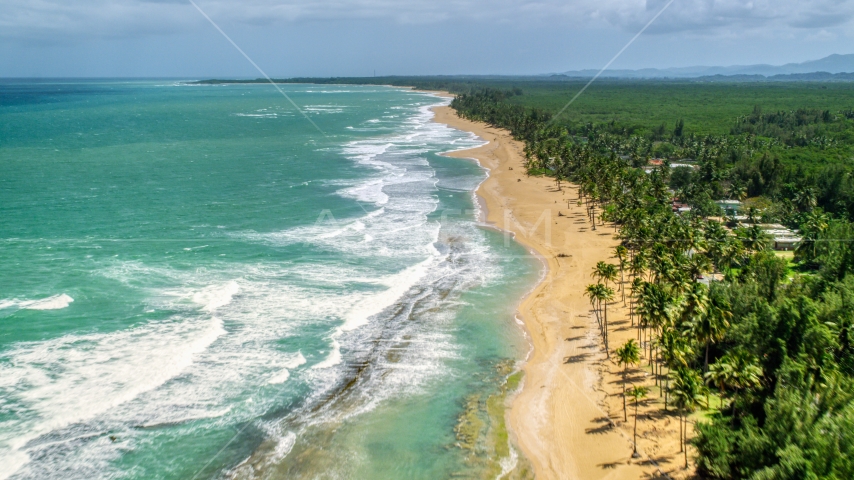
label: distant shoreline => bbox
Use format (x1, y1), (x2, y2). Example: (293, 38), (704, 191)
(187, 71), (854, 86)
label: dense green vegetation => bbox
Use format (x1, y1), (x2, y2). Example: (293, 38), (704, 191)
(500, 81), (854, 135)
(450, 83), (854, 222)
(451, 87), (854, 478)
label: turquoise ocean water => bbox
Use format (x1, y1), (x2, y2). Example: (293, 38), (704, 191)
(0, 80), (540, 479)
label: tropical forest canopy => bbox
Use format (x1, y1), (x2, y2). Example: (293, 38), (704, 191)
(448, 81), (854, 479)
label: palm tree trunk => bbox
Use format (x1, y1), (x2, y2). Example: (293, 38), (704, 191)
(621, 270), (626, 304)
(647, 329), (652, 366)
(664, 373), (669, 411)
(604, 301), (609, 355)
(644, 328), (648, 360)
(622, 370), (627, 421)
(630, 299), (634, 326)
(704, 342), (710, 372)
(684, 415), (689, 468)
(633, 400), (639, 457)
(679, 408), (684, 452)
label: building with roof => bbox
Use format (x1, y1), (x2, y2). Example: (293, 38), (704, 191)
(714, 200), (742, 215)
(758, 224), (802, 251)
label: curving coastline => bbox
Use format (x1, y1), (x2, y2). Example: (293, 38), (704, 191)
(432, 103), (688, 479)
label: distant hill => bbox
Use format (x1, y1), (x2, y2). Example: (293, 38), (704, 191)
(559, 53), (854, 79)
(693, 71), (854, 82)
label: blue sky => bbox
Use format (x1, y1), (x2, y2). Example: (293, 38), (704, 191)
(1, 0), (853, 77)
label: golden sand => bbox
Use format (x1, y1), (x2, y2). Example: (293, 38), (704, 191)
(432, 104), (693, 480)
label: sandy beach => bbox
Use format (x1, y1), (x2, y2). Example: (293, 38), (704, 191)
(432, 104), (692, 480)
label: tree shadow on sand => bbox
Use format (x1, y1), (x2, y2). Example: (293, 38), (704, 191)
(610, 373), (646, 385)
(586, 417), (616, 435)
(564, 353), (591, 364)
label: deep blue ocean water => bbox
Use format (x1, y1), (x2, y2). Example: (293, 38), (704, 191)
(0, 80), (540, 479)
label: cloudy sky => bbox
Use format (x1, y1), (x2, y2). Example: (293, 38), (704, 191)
(1, 0), (853, 77)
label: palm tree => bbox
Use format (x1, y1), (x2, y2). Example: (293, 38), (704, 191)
(720, 238), (746, 276)
(686, 254), (712, 282)
(705, 357), (735, 410)
(598, 285), (615, 355)
(588, 184), (600, 230)
(680, 282), (710, 329)
(627, 385), (649, 458)
(585, 283), (602, 328)
(728, 181), (747, 202)
(601, 263), (619, 290)
(793, 186), (817, 213)
(797, 210), (829, 263)
(739, 225), (769, 253)
(616, 339), (641, 421)
(629, 251), (648, 281)
(592, 261), (618, 289)
(714, 350), (762, 416)
(637, 283), (673, 367)
(614, 246), (629, 303)
(659, 329), (692, 410)
(670, 368), (704, 468)
(704, 220), (729, 270)
(687, 290), (732, 371)
(745, 206), (759, 225)
(630, 277), (644, 329)
(591, 262), (605, 284)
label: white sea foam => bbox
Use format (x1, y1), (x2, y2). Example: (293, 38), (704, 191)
(303, 106), (346, 114)
(3, 91), (497, 478)
(312, 336), (342, 369)
(268, 352), (307, 384)
(267, 370), (289, 384)
(192, 281), (239, 312)
(270, 431), (297, 463)
(0, 314), (226, 479)
(342, 256), (436, 332)
(25, 294), (74, 310)
(285, 351), (307, 369)
(0, 294), (75, 312)
(338, 180), (389, 206)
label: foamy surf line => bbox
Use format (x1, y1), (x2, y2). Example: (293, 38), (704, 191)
(1, 87), (497, 480)
(232, 240), (497, 478)
(309, 252), (440, 371)
(228, 93), (496, 476)
(0, 294), (74, 312)
(0, 282), (238, 480)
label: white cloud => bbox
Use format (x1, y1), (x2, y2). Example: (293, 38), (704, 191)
(0, 0), (194, 40)
(631, 0), (854, 34)
(2, 0), (853, 41)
